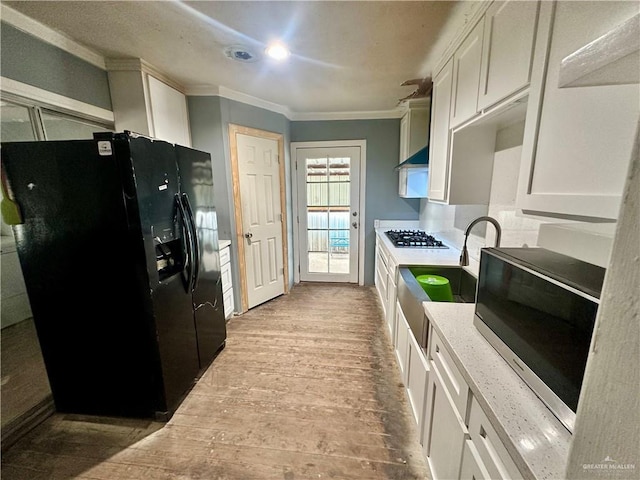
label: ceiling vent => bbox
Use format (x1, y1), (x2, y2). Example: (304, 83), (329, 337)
(224, 45), (260, 63)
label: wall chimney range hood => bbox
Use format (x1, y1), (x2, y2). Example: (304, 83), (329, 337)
(395, 145), (428, 170)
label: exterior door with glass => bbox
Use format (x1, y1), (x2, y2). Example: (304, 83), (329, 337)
(296, 146), (361, 283)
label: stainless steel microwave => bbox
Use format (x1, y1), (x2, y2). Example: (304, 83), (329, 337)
(474, 247), (606, 433)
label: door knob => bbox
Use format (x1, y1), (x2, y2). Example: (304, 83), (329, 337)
(244, 232), (253, 239)
(352, 222), (358, 229)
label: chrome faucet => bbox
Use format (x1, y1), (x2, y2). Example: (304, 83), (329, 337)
(459, 216), (502, 266)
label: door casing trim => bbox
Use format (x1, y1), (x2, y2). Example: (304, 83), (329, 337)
(229, 124), (289, 313)
(291, 140), (367, 286)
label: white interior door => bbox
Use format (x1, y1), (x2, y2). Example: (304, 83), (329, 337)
(296, 146), (361, 283)
(237, 133), (285, 309)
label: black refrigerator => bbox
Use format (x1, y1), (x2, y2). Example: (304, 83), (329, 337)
(1, 131), (226, 420)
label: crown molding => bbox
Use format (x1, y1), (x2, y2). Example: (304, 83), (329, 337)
(186, 85), (403, 121)
(186, 84), (291, 117)
(289, 109), (405, 121)
(105, 58), (186, 93)
(184, 85), (221, 96)
(104, 58), (146, 71)
(0, 4), (106, 70)
(219, 86), (291, 118)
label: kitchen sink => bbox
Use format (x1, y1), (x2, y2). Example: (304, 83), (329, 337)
(396, 266), (477, 349)
(405, 266), (477, 303)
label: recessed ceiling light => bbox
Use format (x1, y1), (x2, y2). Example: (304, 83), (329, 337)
(265, 42), (290, 61)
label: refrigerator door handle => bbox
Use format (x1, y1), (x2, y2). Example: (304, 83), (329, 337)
(181, 192), (200, 290)
(175, 193), (195, 293)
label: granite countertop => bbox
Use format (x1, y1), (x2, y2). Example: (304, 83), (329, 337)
(375, 228), (480, 277)
(219, 239), (231, 249)
(423, 303), (571, 480)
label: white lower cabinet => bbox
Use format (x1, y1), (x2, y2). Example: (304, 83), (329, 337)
(423, 363), (468, 480)
(466, 397), (523, 480)
(418, 326), (524, 480)
(375, 234), (399, 343)
(460, 439), (492, 480)
(374, 240), (389, 317)
(406, 330), (429, 434)
(429, 328), (470, 417)
(423, 327), (474, 480)
(387, 310), (528, 479)
(385, 255), (398, 343)
(220, 244), (234, 319)
(394, 302), (410, 381)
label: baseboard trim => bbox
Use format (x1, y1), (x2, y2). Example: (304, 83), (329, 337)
(1, 395), (55, 452)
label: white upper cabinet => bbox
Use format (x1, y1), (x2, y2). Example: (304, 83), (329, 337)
(107, 59), (191, 147)
(478, 0), (540, 110)
(398, 100), (430, 198)
(518, 1), (639, 219)
(428, 58), (498, 206)
(399, 112), (410, 162)
(450, 20), (484, 128)
(147, 76), (191, 147)
(428, 58), (454, 202)
(399, 101), (430, 162)
(428, 1), (539, 205)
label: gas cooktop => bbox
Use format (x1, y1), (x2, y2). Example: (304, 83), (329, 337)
(385, 230), (448, 249)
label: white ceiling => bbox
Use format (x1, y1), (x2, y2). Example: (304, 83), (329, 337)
(4, 1), (462, 116)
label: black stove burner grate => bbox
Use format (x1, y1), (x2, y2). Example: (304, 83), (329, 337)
(385, 230), (448, 248)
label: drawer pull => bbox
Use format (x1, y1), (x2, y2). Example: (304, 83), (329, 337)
(480, 426), (487, 438)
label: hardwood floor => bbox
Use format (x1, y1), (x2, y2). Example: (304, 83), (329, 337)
(1, 283), (429, 479)
(1, 318), (54, 449)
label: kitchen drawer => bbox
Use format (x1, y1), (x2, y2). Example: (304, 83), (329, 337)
(219, 245), (231, 266)
(221, 261), (233, 293)
(223, 288), (234, 319)
(395, 302), (410, 381)
(423, 361), (468, 480)
(375, 249), (388, 312)
(428, 327), (470, 419)
(387, 252), (397, 282)
(468, 396), (522, 479)
(386, 275), (397, 342)
(460, 439), (492, 480)
(406, 329), (429, 433)
(378, 240), (390, 268)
